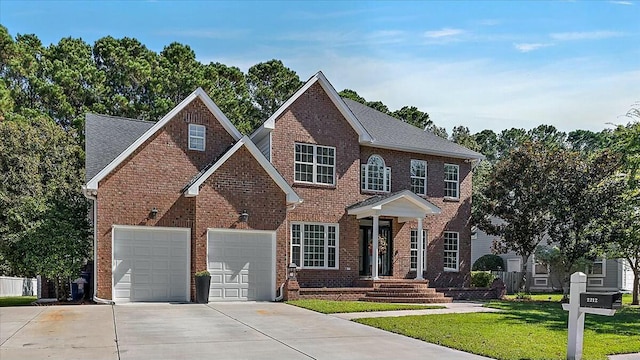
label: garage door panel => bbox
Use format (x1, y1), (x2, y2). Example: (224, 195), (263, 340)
(207, 230), (274, 301)
(113, 227), (189, 303)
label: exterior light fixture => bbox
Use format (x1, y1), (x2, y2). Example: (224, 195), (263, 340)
(149, 207), (159, 219)
(287, 263), (298, 280)
(239, 209), (249, 223)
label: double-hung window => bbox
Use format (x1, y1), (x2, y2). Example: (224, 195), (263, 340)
(410, 229), (427, 271)
(587, 259), (605, 277)
(361, 155), (391, 192)
(291, 222), (339, 269)
(294, 143), (335, 185)
(533, 255), (549, 276)
(188, 124), (206, 151)
(444, 164), (459, 199)
(443, 231), (459, 271)
(410, 160), (427, 196)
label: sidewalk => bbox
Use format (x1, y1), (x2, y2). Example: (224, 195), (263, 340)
(331, 300), (502, 320)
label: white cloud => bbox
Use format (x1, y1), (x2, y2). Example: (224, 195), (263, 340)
(609, 1), (633, 5)
(424, 28), (465, 38)
(514, 43), (553, 53)
(550, 31), (625, 41)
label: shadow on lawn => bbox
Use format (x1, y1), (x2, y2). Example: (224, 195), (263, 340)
(489, 301), (640, 336)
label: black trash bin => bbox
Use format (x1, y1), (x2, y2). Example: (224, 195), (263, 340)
(71, 283), (79, 301)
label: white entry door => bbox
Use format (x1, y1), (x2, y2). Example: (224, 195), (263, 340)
(207, 229), (275, 301)
(112, 226), (190, 303)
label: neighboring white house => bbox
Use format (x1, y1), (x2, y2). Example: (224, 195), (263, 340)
(472, 228), (635, 292)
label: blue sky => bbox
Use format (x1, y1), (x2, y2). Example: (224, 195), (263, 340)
(1, 0), (639, 133)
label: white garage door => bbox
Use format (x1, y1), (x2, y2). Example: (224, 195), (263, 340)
(112, 226), (190, 303)
(207, 229), (275, 301)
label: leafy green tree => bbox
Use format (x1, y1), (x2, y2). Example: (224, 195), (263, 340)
(0, 116), (91, 299)
(476, 141), (556, 292)
(526, 124), (566, 148)
(496, 128), (528, 159)
(338, 89), (366, 103)
(566, 129), (612, 152)
(392, 106), (432, 130)
(246, 59), (302, 122)
(473, 129), (499, 161)
(451, 126), (480, 152)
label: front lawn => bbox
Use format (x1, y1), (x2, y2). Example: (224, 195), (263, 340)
(355, 301), (639, 360)
(0, 296), (37, 307)
(286, 299), (444, 314)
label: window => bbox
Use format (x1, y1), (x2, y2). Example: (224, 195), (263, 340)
(443, 232), (459, 271)
(587, 259), (605, 277)
(361, 155), (391, 192)
(444, 164), (459, 199)
(290, 222), (339, 269)
(533, 256), (549, 276)
(410, 229), (427, 271)
(294, 143), (335, 185)
(410, 160), (427, 195)
(188, 124), (206, 151)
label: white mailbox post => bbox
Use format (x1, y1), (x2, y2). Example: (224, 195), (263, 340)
(562, 272), (618, 360)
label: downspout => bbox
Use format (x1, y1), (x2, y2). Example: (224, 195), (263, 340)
(275, 201), (301, 301)
(82, 186), (115, 305)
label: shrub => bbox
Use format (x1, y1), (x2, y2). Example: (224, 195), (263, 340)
(515, 292), (532, 300)
(195, 270), (210, 277)
(472, 254), (505, 271)
(471, 271), (495, 288)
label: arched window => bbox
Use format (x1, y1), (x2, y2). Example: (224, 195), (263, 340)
(361, 155), (391, 192)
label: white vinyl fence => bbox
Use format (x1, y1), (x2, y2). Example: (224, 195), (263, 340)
(0, 276), (38, 297)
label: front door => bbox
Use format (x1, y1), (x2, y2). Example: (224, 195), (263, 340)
(359, 220), (392, 276)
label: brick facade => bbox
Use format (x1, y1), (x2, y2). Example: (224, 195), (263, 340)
(93, 81), (475, 301)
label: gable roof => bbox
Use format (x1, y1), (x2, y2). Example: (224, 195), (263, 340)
(251, 71), (484, 161)
(251, 71), (374, 144)
(184, 136), (302, 205)
(347, 190), (441, 221)
(342, 98), (484, 160)
(85, 88), (243, 190)
(85, 114), (154, 182)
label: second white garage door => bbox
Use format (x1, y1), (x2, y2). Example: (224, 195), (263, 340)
(207, 229), (275, 301)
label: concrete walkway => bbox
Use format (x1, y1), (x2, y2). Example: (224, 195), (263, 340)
(331, 300), (502, 320)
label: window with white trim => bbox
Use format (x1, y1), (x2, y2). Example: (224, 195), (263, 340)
(533, 255), (549, 276)
(444, 164), (459, 199)
(188, 124), (206, 151)
(587, 259), (605, 277)
(443, 231), (459, 271)
(294, 143), (335, 185)
(410, 229), (427, 270)
(290, 222), (339, 269)
(410, 160), (427, 196)
(361, 155), (391, 192)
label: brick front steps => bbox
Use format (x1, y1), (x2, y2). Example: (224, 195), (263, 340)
(362, 279), (453, 303)
(296, 279), (452, 303)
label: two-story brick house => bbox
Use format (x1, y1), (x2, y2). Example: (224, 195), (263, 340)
(83, 71), (483, 303)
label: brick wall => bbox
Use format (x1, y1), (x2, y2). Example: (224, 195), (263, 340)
(96, 98), (236, 299)
(269, 82), (473, 288)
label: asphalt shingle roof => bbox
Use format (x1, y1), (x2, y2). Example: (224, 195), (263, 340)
(342, 98), (483, 160)
(85, 113), (155, 182)
(346, 192), (402, 210)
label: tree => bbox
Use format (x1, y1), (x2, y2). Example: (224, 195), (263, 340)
(526, 124), (566, 148)
(0, 116), (91, 299)
(392, 106), (432, 130)
(496, 128), (528, 159)
(473, 129), (499, 161)
(476, 141), (556, 291)
(246, 59), (302, 123)
(566, 129), (612, 153)
(544, 148), (622, 296)
(451, 126), (480, 152)
(338, 89), (366, 103)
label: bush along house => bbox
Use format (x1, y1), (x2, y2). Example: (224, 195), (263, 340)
(83, 71), (484, 303)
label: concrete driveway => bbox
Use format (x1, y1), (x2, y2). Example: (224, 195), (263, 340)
(1, 302), (492, 360)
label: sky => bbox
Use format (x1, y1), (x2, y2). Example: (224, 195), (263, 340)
(1, 0), (639, 134)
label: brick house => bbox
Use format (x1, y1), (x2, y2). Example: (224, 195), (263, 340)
(83, 71), (483, 303)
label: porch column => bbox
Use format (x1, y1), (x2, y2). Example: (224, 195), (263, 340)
(372, 214), (380, 280)
(416, 217), (424, 280)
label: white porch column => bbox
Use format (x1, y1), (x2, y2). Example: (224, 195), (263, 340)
(416, 217), (424, 280)
(372, 214), (380, 280)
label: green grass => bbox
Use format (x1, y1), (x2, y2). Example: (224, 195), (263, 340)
(286, 299), (445, 314)
(504, 292), (636, 305)
(355, 301), (639, 360)
(0, 296), (37, 307)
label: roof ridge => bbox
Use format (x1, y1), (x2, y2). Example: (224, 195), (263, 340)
(87, 113), (157, 124)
